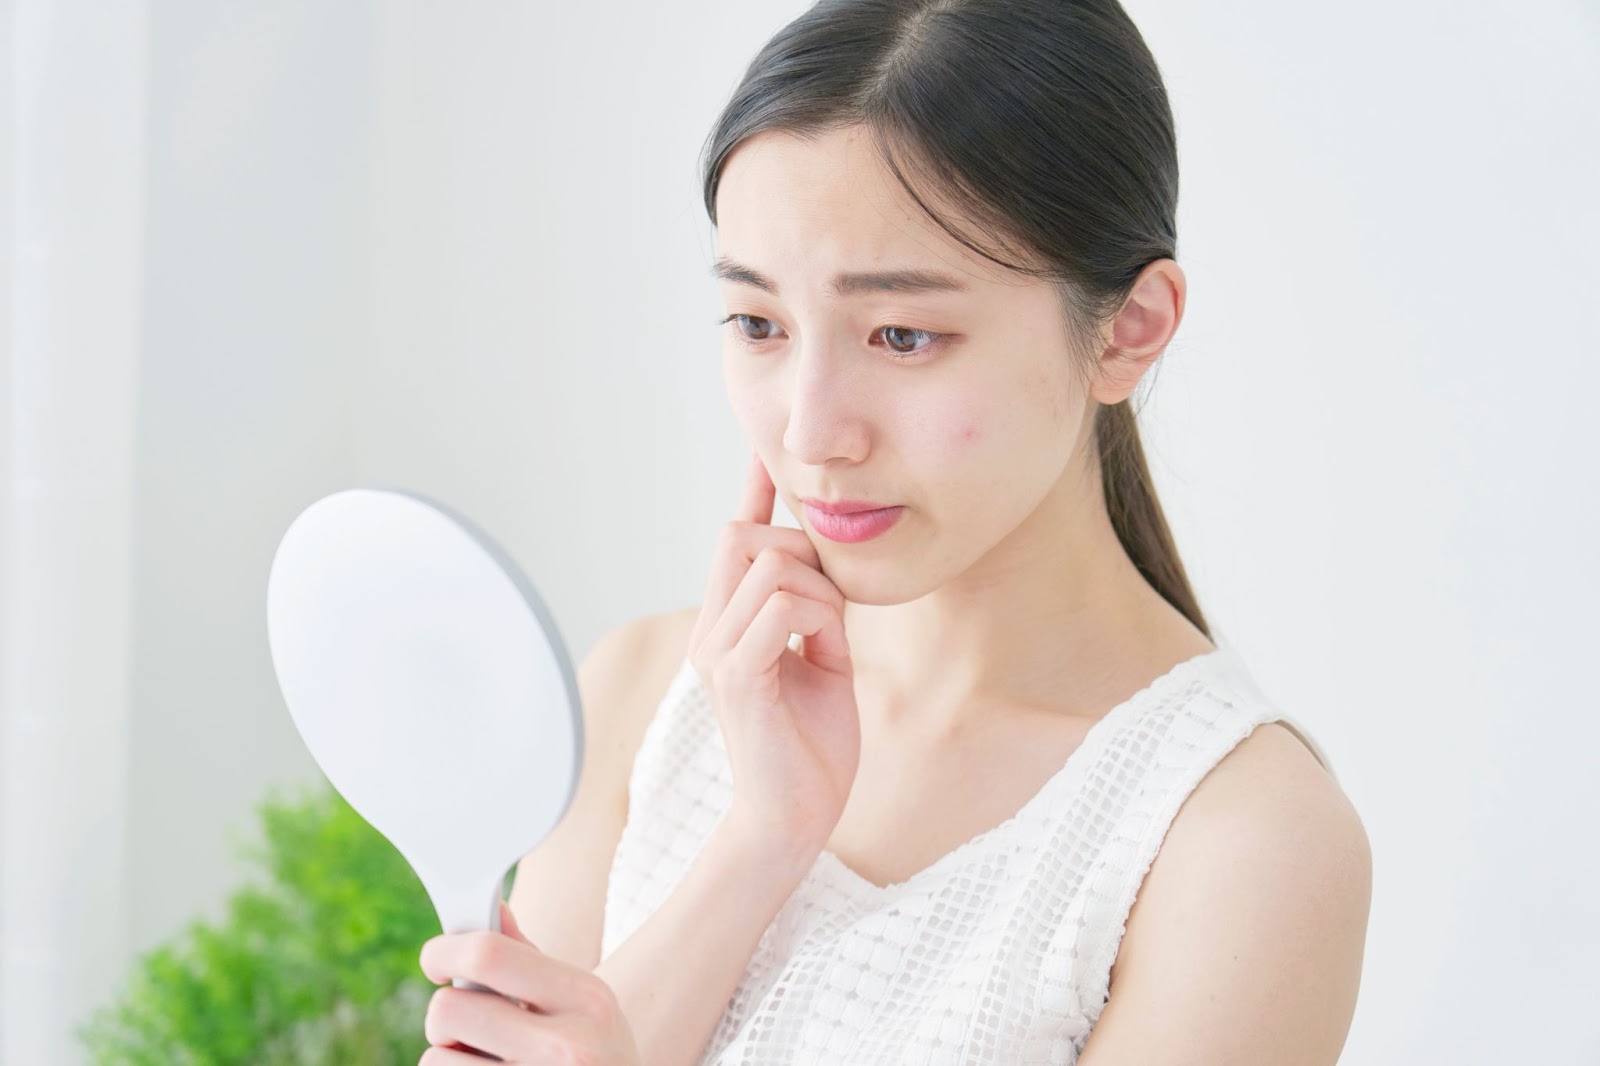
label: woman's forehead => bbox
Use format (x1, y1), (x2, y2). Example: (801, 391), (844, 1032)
(715, 127), (1008, 282)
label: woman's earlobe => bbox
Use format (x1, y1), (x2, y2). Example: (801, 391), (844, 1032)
(1090, 344), (1163, 406)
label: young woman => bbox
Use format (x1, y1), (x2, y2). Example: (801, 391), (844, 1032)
(418, 1), (1372, 1062)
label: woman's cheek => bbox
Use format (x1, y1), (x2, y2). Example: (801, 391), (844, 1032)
(724, 382), (769, 438)
(937, 411), (982, 459)
(926, 414), (985, 501)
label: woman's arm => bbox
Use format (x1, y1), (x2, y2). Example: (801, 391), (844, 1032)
(593, 810), (817, 1066)
(1076, 722), (1372, 1065)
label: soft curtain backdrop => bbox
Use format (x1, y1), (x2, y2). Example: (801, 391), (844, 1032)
(3, 1), (1599, 1063)
(0, 0), (149, 1060)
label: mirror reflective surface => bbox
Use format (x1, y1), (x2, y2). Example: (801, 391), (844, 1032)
(266, 487), (583, 994)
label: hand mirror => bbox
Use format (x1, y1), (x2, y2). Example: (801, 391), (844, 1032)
(266, 487), (583, 995)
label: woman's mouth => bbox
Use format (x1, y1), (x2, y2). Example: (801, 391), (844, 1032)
(802, 502), (906, 543)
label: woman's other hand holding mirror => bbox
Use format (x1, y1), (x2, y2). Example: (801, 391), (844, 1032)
(417, 900), (641, 1064)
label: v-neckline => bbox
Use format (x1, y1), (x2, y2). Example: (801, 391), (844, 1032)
(789, 643), (1234, 899)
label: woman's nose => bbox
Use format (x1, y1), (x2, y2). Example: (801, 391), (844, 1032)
(780, 344), (870, 463)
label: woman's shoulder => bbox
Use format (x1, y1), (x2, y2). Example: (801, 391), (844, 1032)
(1086, 716), (1371, 1060)
(1138, 640), (1359, 890)
(577, 604), (703, 811)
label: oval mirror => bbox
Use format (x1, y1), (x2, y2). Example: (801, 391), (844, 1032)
(266, 486), (583, 996)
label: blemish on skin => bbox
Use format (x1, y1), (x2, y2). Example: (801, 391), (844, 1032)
(958, 420), (980, 445)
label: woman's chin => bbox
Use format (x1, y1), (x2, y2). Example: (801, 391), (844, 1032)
(815, 553), (932, 609)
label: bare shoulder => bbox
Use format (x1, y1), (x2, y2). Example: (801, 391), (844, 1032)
(1080, 721), (1372, 1065)
(575, 604), (701, 809)
(598, 604), (700, 820)
(659, 603), (702, 649)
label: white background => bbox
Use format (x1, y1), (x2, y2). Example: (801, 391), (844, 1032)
(2, 0), (1596, 1062)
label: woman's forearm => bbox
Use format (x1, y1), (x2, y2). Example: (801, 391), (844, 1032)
(593, 813), (816, 1066)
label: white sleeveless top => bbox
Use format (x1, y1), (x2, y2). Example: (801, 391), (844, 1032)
(600, 638), (1335, 1064)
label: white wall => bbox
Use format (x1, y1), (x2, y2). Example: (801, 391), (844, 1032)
(2, 0), (1596, 1061)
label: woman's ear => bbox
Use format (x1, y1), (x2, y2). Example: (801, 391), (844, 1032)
(1091, 259), (1185, 406)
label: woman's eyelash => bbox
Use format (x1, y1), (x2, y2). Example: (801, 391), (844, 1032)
(715, 314), (942, 360)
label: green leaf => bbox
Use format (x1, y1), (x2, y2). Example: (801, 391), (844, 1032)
(78, 777), (443, 1065)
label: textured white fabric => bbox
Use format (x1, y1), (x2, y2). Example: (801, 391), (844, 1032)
(600, 639), (1335, 1064)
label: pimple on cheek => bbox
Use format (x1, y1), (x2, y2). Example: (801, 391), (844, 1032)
(915, 406), (984, 458)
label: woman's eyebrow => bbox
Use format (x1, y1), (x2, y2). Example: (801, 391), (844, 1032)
(710, 256), (971, 297)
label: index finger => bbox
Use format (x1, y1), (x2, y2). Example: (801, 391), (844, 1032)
(736, 447), (775, 526)
(420, 932), (589, 1016)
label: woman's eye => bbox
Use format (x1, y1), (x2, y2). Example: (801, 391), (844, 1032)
(719, 313), (782, 343)
(716, 315), (941, 361)
(876, 325), (938, 358)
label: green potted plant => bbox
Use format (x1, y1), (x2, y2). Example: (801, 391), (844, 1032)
(77, 779), (501, 1064)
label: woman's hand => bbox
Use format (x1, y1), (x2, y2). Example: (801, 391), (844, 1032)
(417, 900), (641, 1065)
(688, 448), (862, 855)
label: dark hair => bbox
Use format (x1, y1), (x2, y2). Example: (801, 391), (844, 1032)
(700, 0), (1208, 640)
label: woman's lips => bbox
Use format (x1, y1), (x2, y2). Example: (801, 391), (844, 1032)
(803, 502), (905, 543)
(801, 497), (895, 515)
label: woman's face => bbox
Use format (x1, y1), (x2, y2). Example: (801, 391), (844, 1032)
(713, 124), (1097, 606)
